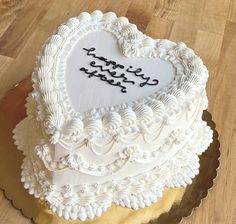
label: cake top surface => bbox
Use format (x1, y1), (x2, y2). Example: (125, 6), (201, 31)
(32, 10), (208, 142)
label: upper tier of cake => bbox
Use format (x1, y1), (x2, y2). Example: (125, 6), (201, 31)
(31, 10), (209, 146)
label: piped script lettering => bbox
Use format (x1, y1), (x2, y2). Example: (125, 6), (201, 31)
(79, 47), (159, 93)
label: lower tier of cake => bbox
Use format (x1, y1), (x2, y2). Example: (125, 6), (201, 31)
(13, 113), (212, 221)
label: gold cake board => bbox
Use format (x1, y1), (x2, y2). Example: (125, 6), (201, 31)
(0, 77), (220, 224)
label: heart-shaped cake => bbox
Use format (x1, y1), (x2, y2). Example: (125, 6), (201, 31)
(13, 10), (213, 221)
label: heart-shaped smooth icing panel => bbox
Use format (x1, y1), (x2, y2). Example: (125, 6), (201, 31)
(63, 31), (175, 114)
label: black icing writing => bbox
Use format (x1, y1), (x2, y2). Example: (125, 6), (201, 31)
(79, 67), (127, 93)
(90, 61), (135, 85)
(83, 47), (125, 69)
(79, 47), (159, 93)
(126, 66), (159, 87)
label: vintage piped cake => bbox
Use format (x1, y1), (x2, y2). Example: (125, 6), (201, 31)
(13, 10), (213, 221)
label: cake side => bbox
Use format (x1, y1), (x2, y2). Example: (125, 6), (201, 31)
(13, 93), (213, 220)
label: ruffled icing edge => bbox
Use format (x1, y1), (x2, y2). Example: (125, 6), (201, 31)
(30, 10), (209, 143)
(13, 115), (213, 221)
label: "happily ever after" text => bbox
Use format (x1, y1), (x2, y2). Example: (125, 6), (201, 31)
(79, 47), (159, 93)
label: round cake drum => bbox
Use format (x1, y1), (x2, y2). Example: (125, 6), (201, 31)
(0, 77), (220, 224)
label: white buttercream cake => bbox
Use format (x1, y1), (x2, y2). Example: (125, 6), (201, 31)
(13, 10), (213, 221)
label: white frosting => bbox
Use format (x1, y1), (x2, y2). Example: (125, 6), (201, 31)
(13, 10), (213, 221)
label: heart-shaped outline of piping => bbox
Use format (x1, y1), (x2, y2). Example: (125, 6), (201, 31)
(32, 10), (208, 144)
